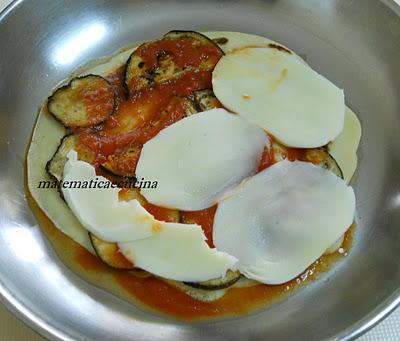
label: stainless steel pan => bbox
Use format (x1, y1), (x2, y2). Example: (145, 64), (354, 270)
(0, 0), (400, 340)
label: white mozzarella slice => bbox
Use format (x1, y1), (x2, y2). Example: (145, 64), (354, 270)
(212, 47), (345, 148)
(62, 151), (156, 242)
(119, 223), (237, 282)
(213, 160), (355, 285)
(136, 108), (268, 211)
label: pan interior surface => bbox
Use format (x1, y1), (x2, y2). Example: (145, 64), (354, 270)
(0, 0), (400, 340)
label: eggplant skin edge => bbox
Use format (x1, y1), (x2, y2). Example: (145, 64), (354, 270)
(122, 43), (153, 98)
(162, 30), (225, 55)
(326, 151), (343, 179)
(45, 134), (95, 181)
(271, 142), (344, 179)
(45, 134), (74, 183)
(45, 134), (80, 200)
(45, 134), (97, 201)
(184, 271), (241, 290)
(307, 148), (344, 179)
(47, 74), (116, 128)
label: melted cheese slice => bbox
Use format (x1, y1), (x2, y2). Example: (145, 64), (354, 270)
(212, 47), (345, 148)
(119, 223), (237, 282)
(213, 160), (355, 285)
(62, 151), (157, 242)
(136, 108), (268, 210)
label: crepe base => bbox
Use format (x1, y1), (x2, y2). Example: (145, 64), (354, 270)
(26, 31), (361, 317)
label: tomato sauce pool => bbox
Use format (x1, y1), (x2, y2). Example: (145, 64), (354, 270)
(26, 185), (354, 320)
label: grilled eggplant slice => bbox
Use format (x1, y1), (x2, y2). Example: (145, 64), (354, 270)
(271, 141), (343, 178)
(124, 31), (223, 97)
(48, 75), (115, 128)
(152, 51), (179, 85)
(193, 89), (221, 111)
(46, 134), (95, 181)
(89, 233), (135, 270)
(184, 270), (241, 290)
(123, 44), (154, 96)
(101, 144), (142, 177)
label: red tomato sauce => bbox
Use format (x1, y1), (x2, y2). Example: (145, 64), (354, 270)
(138, 38), (221, 68)
(78, 69), (212, 165)
(257, 146), (273, 171)
(78, 79), (115, 124)
(143, 202), (179, 223)
(77, 37), (221, 164)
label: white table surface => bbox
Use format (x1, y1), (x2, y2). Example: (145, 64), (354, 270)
(0, 0), (399, 340)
